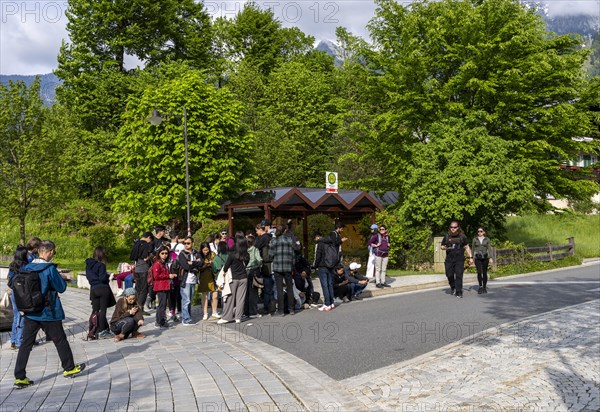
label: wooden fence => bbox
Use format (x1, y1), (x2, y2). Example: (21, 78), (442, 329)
(490, 237), (576, 271)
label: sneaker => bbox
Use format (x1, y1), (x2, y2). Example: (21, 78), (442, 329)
(63, 363), (86, 378)
(456, 293), (463, 298)
(342, 297), (349, 303)
(13, 377), (34, 389)
(235, 319), (241, 324)
(249, 314), (262, 319)
(182, 321), (193, 326)
(98, 330), (115, 339)
(211, 313), (222, 319)
(376, 283), (383, 289)
(116, 289), (124, 297)
(310, 303), (319, 308)
(353, 295), (363, 300)
(11, 343), (17, 350)
(154, 322), (169, 329)
(318, 305), (328, 311)
(323, 305), (333, 311)
(202, 314), (209, 320)
(142, 311), (151, 316)
(171, 315), (180, 323)
(217, 319), (230, 324)
(483, 286), (488, 294)
(333, 298), (343, 304)
(382, 283), (391, 288)
(450, 288), (456, 295)
(478, 286), (484, 295)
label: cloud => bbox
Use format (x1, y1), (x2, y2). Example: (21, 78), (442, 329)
(1, 0), (598, 75)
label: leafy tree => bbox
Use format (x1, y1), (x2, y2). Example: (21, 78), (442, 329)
(366, 0), (597, 230)
(214, 3), (314, 77)
(55, 0), (213, 130)
(0, 79), (63, 244)
(253, 56), (338, 187)
(106, 69), (253, 232)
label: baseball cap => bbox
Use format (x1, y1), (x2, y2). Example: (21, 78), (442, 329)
(261, 219), (272, 226)
(349, 262), (361, 271)
(370, 224), (378, 230)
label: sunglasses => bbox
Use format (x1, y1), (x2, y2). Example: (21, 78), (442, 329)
(450, 226), (458, 229)
(477, 230), (484, 233)
(184, 241), (192, 245)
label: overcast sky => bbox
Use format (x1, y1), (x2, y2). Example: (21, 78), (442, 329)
(0, 0), (598, 75)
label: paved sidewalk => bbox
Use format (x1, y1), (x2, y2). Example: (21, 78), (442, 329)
(1, 264), (598, 411)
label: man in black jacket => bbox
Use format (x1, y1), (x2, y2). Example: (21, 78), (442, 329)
(129, 232), (154, 315)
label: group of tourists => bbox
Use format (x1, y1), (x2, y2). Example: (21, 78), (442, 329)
(4, 218), (491, 390)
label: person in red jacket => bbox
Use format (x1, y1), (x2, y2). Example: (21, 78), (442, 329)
(152, 247), (176, 329)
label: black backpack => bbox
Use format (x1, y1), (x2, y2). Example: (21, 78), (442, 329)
(9, 269), (49, 314)
(323, 243), (339, 269)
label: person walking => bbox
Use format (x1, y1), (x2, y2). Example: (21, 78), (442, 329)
(369, 225), (391, 288)
(472, 227), (493, 294)
(85, 247), (117, 339)
(441, 221), (473, 298)
(13, 240), (85, 389)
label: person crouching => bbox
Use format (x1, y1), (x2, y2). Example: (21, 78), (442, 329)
(110, 288), (145, 341)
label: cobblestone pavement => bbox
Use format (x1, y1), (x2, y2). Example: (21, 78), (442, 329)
(342, 299), (600, 412)
(1, 268), (598, 412)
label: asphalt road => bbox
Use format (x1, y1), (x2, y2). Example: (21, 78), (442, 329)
(226, 263), (600, 380)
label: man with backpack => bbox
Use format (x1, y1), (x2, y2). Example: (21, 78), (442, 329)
(12, 240), (85, 389)
(369, 225), (391, 288)
(130, 232), (154, 315)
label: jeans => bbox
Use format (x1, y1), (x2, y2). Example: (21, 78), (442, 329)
(318, 267), (335, 307)
(180, 283), (195, 323)
(10, 294), (24, 347)
(262, 274), (275, 312)
(110, 317), (139, 338)
(350, 282), (367, 297)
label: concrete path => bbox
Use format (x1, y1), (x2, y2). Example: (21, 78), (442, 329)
(1, 263), (598, 411)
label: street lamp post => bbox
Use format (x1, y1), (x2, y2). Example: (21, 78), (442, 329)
(148, 107), (192, 236)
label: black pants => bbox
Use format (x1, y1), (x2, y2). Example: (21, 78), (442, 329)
(333, 284), (352, 300)
(168, 285), (181, 313)
(134, 272), (149, 309)
(245, 268), (260, 316)
(475, 258), (490, 287)
(274, 272), (295, 314)
(445, 260), (465, 293)
(155, 291), (168, 326)
(110, 317), (139, 338)
(90, 286), (112, 333)
(15, 318), (75, 379)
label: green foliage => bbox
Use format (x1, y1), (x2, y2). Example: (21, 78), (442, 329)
(368, 0), (596, 208)
(107, 69), (253, 233)
(254, 58), (339, 187)
(503, 214), (600, 258)
(85, 224), (119, 255)
(493, 255), (582, 277)
(192, 219), (229, 245)
(46, 199), (112, 234)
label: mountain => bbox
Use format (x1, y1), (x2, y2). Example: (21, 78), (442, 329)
(0, 73), (61, 106)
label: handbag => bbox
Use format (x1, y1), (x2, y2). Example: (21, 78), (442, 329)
(0, 291), (14, 332)
(252, 274), (264, 289)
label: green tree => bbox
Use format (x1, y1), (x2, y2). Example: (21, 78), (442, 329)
(254, 55), (338, 187)
(214, 3), (314, 77)
(0, 79), (62, 244)
(106, 69), (253, 232)
(55, 0), (213, 130)
(367, 0), (597, 229)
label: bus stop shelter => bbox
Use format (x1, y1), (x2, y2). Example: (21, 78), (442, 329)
(221, 187), (385, 257)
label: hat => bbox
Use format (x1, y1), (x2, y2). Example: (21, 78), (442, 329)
(123, 287), (136, 297)
(370, 224), (378, 230)
(349, 262), (361, 271)
(261, 219), (272, 227)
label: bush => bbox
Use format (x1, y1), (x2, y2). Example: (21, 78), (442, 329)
(86, 224), (119, 256)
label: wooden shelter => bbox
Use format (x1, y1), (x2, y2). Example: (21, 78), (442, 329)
(221, 187), (385, 257)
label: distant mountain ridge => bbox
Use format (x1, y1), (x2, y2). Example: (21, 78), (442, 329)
(0, 73), (61, 106)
